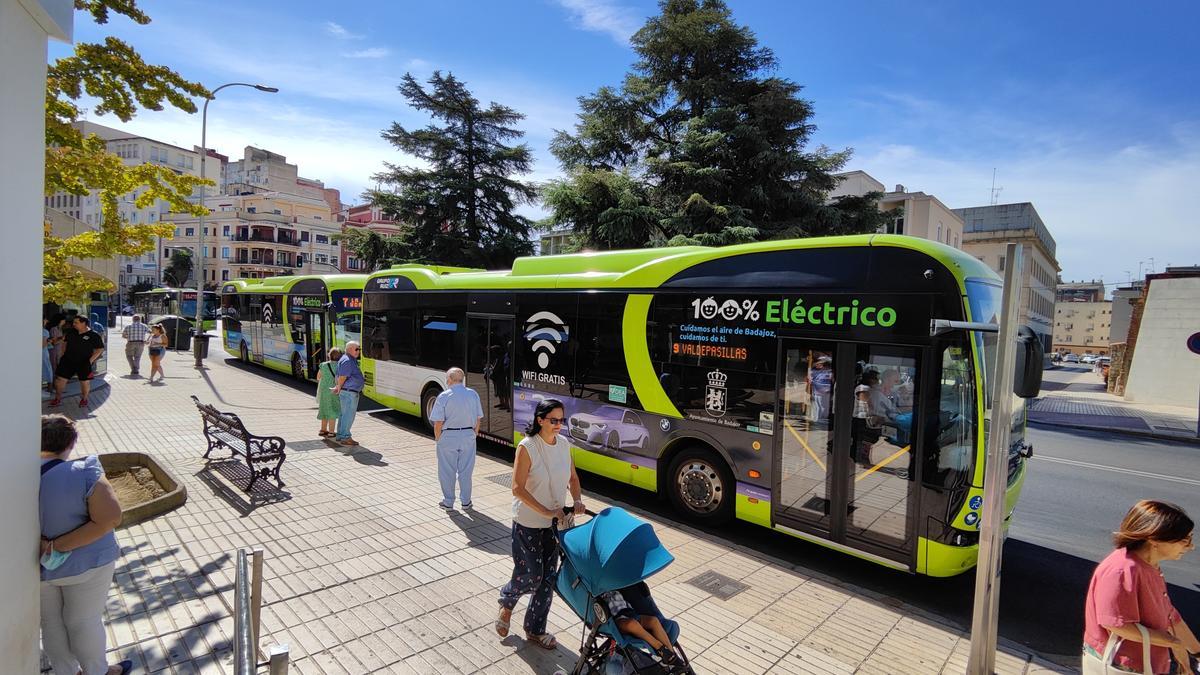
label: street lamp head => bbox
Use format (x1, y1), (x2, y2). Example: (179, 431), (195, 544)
(255, 85), (279, 93)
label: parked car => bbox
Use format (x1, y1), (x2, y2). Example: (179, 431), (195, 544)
(1081, 354), (1097, 364)
(568, 405), (649, 451)
(1063, 353), (1080, 363)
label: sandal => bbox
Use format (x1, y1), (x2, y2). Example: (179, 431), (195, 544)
(495, 606), (511, 638)
(526, 632), (557, 650)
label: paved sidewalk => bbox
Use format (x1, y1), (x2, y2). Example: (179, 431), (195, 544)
(44, 330), (1071, 674)
(1031, 367), (1198, 443)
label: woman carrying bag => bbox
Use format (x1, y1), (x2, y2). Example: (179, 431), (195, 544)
(317, 348), (342, 438)
(1083, 500), (1199, 674)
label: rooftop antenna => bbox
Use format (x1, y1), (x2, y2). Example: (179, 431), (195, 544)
(989, 168), (1004, 206)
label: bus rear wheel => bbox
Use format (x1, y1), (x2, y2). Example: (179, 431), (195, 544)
(421, 387), (442, 431)
(239, 342), (248, 363)
(291, 354), (304, 380)
(667, 447), (734, 525)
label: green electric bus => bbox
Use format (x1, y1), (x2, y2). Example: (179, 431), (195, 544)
(360, 235), (1037, 576)
(219, 274), (367, 379)
(133, 288), (220, 331)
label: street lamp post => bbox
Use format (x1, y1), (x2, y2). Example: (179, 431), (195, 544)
(194, 82), (278, 368)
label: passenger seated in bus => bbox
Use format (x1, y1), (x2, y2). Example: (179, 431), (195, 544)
(598, 581), (686, 671)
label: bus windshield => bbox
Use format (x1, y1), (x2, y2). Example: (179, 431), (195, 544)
(180, 293), (219, 320)
(965, 280), (1002, 406)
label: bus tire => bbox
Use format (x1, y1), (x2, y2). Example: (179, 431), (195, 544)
(421, 386), (442, 431)
(239, 341), (249, 363)
(667, 446), (734, 525)
(291, 354), (304, 380)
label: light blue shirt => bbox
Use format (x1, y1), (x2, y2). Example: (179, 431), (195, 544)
(39, 456), (120, 581)
(430, 383), (483, 431)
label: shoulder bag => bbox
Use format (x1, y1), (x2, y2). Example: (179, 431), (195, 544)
(1082, 623), (1152, 675)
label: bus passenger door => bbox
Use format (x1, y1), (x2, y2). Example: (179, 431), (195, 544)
(465, 315), (515, 442)
(305, 311), (326, 379)
(774, 339), (919, 566)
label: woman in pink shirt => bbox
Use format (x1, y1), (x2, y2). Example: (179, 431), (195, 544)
(1084, 500), (1198, 673)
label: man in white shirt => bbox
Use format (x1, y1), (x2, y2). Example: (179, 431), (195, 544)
(120, 314), (149, 377)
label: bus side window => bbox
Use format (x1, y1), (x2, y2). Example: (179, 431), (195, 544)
(417, 294), (465, 371)
(923, 345), (975, 490)
(574, 294), (638, 406)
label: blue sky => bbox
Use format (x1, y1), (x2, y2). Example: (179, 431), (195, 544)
(54, 0), (1199, 287)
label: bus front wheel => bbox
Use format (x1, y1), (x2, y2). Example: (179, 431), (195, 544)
(667, 447), (734, 525)
(239, 342), (248, 363)
(291, 354), (304, 380)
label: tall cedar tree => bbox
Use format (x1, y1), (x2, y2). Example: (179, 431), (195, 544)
(367, 73), (537, 269)
(546, 0), (889, 249)
(44, 0), (211, 303)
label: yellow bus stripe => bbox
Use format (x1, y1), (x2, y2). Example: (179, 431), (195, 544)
(856, 445), (911, 482)
(783, 420), (825, 471)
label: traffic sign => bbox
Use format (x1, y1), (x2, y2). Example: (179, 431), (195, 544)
(1188, 332), (1200, 355)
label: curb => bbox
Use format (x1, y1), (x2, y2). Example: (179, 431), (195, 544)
(1028, 417), (1200, 446)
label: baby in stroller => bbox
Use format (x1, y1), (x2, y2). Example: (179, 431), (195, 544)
(556, 506), (693, 674)
(598, 581), (686, 672)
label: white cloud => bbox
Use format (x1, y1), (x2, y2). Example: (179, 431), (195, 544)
(846, 132), (1200, 287)
(343, 47), (390, 59)
(324, 21), (363, 40)
(554, 0), (641, 45)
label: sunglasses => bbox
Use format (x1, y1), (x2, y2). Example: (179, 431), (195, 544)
(543, 417), (565, 425)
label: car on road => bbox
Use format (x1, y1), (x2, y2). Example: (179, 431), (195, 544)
(1080, 354), (1097, 364)
(1063, 353), (1080, 363)
(568, 405), (649, 451)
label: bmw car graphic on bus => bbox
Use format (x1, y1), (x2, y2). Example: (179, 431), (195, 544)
(568, 405), (650, 451)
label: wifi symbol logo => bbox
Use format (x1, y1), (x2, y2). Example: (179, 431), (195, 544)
(525, 311), (569, 369)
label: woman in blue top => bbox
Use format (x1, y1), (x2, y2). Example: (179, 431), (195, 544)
(39, 415), (130, 675)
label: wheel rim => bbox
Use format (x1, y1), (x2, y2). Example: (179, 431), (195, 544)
(676, 460), (724, 514)
(424, 394), (437, 422)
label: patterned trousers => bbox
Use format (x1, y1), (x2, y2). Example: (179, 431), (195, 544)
(498, 523), (559, 635)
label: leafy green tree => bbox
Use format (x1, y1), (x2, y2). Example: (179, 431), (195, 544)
(43, 0), (210, 304)
(333, 228), (407, 272)
(162, 249), (192, 287)
(366, 72), (537, 269)
(549, 0), (889, 248)
(540, 170), (661, 250)
(128, 279), (155, 295)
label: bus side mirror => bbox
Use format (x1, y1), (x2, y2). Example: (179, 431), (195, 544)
(1014, 325), (1043, 398)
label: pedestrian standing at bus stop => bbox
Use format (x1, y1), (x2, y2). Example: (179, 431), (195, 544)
(120, 314), (148, 377)
(331, 341), (363, 446)
(430, 367), (483, 510)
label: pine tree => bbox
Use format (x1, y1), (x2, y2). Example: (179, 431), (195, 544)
(367, 72), (538, 269)
(548, 0), (889, 248)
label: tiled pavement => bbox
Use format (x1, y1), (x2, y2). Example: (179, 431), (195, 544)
(44, 330), (1072, 674)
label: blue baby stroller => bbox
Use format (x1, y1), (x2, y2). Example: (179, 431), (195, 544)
(555, 507), (695, 674)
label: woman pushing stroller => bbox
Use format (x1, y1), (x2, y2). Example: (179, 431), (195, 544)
(496, 398), (585, 650)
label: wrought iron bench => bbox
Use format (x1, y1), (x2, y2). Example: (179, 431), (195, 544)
(191, 395), (286, 492)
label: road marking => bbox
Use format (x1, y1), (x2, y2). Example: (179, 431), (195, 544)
(1035, 455), (1200, 487)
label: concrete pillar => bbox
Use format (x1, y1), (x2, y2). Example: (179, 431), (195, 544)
(0, 0), (72, 670)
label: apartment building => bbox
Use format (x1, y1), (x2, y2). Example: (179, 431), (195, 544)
(1053, 300), (1112, 356)
(42, 122), (207, 298)
(163, 146), (342, 284)
(1056, 279), (1105, 303)
(956, 202), (1060, 354)
(339, 204), (402, 271)
(829, 170), (965, 248)
(538, 228), (574, 256)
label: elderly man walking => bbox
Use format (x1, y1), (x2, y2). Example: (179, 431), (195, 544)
(120, 314), (149, 377)
(430, 367), (484, 510)
(331, 341), (365, 446)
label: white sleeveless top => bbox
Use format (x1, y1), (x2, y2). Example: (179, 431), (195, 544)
(513, 434), (572, 529)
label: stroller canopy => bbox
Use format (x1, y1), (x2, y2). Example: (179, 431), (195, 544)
(561, 507), (674, 595)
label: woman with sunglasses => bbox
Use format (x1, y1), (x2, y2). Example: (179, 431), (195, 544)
(1084, 500), (1198, 674)
(496, 398), (584, 650)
